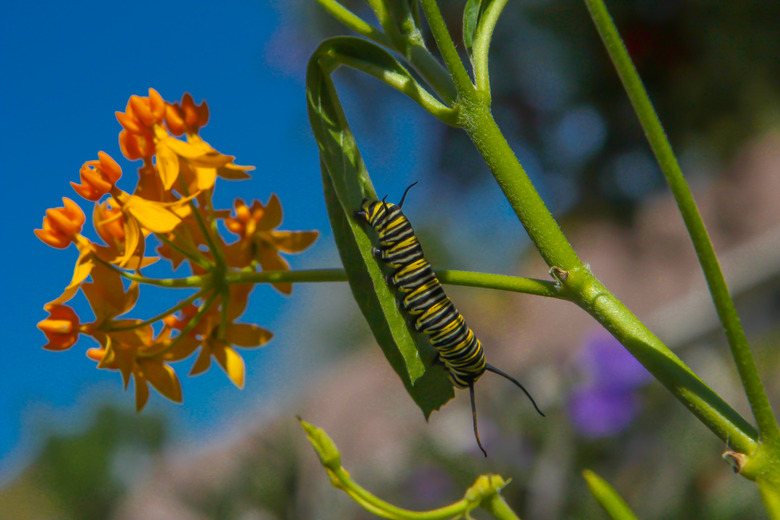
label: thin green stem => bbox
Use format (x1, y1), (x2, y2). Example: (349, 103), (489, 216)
(112, 269), (208, 288)
(316, 0), (391, 47)
(583, 0), (779, 445)
(436, 270), (563, 298)
(324, 42), (456, 124)
(225, 268), (347, 285)
(419, 0), (475, 96)
(189, 199), (225, 266)
(137, 289), (219, 359)
(330, 465), (468, 520)
(471, 0), (509, 92)
(106, 288), (207, 332)
(156, 232), (211, 270)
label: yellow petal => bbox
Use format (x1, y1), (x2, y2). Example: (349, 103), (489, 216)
(124, 196), (182, 233)
(194, 167), (217, 191)
(257, 194), (282, 231)
(214, 346), (245, 388)
(225, 323), (273, 348)
(47, 246), (95, 306)
(134, 374), (150, 411)
(257, 248), (292, 294)
(140, 360), (182, 403)
(189, 346), (212, 375)
(161, 135), (233, 167)
(268, 230), (319, 253)
(217, 163), (254, 180)
(156, 142), (180, 190)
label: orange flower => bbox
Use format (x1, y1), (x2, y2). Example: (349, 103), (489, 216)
(116, 89), (165, 161)
(71, 151), (123, 201)
(116, 88), (166, 134)
(34, 197), (86, 249)
(37, 304), (81, 350)
(87, 326), (183, 411)
(224, 195), (318, 294)
(165, 93), (209, 136)
(119, 129), (154, 161)
(93, 200), (125, 248)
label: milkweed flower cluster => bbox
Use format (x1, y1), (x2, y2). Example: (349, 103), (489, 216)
(35, 89), (318, 410)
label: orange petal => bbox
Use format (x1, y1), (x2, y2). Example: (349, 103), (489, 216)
(257, 194), (282, 231)
(116, 110), (144, 134)
(148, 88), (166, 121)
(189, 346), (213, 375)
(257, 248), (292, 294)
(34, 228), (70, 249)
(216, 162), (253, 180)
(129, 95), (156, 127)
(97, 151), (122, 183)
(37, 304), (80, 351)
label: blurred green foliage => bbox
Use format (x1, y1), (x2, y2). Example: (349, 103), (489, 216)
(0, 406), (166, 520)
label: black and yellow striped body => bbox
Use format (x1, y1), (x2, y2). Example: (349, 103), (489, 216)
(356, 188), (543, 457)
(356, 198), (487, 389)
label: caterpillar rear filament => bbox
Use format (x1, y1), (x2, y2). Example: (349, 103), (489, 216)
(355, 183), (544, 457)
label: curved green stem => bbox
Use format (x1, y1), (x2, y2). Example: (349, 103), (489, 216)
(316, 0), (391, 47)
(300, 418), (511, 519)
(471, 0), (509, 92)
(583, 0), (779, 445)
(419, 0), (475, 96)
(316, 37), (457, 124)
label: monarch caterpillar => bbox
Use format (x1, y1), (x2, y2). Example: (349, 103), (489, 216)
(355, 183), (544, 457)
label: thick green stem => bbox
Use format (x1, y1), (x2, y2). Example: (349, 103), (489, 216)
(462, 101), (583, 270)
(568, 267), (757, 454)
(583, 0), (779, 445)
(457, 81), (757, 455)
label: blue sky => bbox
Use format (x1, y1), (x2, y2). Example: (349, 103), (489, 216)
(0, 0), (440, 478)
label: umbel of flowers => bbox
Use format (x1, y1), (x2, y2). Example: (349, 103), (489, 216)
(35, 89), (318, 410)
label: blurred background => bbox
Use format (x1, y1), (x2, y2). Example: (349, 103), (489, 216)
(2, 0), (780, 518)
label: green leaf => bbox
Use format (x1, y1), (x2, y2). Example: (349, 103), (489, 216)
(463, 0), (483, 56)
(582, 470), (639, 520)
(308, 38), (454, 418)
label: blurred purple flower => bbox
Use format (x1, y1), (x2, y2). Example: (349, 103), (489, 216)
(568, 332), (651, 438)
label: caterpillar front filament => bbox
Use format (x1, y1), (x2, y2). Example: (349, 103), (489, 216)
(355, 184), (544, 457)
